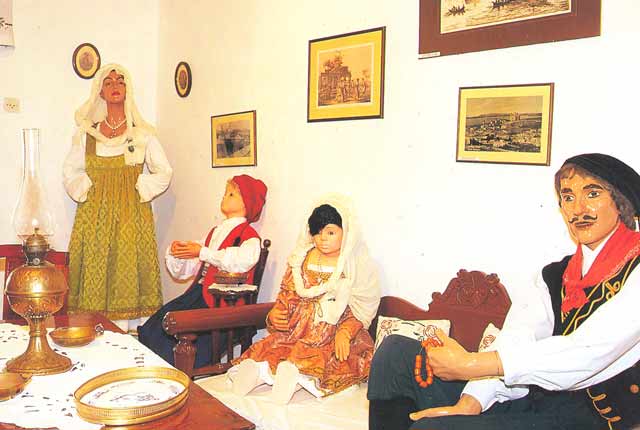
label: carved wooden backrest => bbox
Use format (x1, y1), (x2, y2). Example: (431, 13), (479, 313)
(252, 239), (271, 290)
(0, 244), (70, 320)
(369, 269), (511, 352)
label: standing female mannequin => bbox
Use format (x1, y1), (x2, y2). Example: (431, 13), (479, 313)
(63, 64), (172, 332)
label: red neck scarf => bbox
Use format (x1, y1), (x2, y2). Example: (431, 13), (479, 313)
(562, 222), (640, 313)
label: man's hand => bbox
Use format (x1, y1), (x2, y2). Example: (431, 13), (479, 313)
(268, 307), (289, 332)
(430, 329), (502, 381)
(409, 394), (482, 421)
(170, 241), (202, 259)
(334, 328), (351, 361)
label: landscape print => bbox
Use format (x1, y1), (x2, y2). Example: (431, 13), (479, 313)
(464, 95), (543, 154)
(317, 45), (373, 107)
(441, 0), (571, 34)
(215, 119), (251, 159)
(457, 84), (553, 165)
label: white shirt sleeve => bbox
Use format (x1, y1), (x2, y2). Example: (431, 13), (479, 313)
(135, 136), (173, 203)
(462, 272), (555, 411)
(62, 132), (93, 203)
(199, 237), (261, 273)
(164, 240), (204, 280)
(500, 268), (640, 391)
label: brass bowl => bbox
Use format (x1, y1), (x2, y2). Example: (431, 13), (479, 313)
(214, 270), (248, 285)
(50, 323), (104, 347)
(74, 366), (190, 425)
(0, 372), (31, 401)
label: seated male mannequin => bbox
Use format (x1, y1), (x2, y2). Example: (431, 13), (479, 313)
(138, 175), (267, 368)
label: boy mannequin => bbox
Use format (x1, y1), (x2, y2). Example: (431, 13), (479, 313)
(138, 175), (267, 367)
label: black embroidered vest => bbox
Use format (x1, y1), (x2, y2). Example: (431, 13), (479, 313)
(542, 255), (640, 430)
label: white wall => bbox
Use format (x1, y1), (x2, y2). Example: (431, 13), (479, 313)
(3, 1), (638, 314)
(0, 0), (158, 252)
(155, 0), (640, 309)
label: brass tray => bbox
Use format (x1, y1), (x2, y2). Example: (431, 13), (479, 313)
(0, 372), (31, 401)
(74, 366), (190, 425)
(214, 270), (248, 284)
(50, 323), (104, 347)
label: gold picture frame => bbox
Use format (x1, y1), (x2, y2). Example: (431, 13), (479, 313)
(72, 43), (101, 79)
(211, 110), (257, 168)
(307, 27), (385, 122)
(456, 83), (554, 166)
(174, 61), (192, 98)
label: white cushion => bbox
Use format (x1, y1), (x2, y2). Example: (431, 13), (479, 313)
(374, 316), (451, 351)
(478, 322), (500, 352)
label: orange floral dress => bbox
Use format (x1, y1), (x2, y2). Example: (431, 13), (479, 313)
(236, 252), (375, 395)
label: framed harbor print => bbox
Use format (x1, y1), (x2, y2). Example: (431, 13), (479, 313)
(307, 27), (385, 122)
(211, 110), (257, 168)
(456, 83), (554, 166)
(174, 62), (192, 98)
(72, 43), (101, 79)
(419, 0), (601, 58)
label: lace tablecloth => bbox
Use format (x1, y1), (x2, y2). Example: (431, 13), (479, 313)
(0, 324), (172, 430)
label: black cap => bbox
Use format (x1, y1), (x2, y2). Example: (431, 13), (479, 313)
(562, 153), (640, 215)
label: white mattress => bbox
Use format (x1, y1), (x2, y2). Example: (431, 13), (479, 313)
(196, 374), (369, 430)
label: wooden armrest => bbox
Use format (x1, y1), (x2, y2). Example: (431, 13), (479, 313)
(162, 302), (274, 335)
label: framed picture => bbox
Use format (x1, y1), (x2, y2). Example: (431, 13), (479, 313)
(174, 62), (192, 98)
(72, 43), (101, 79)
(419, 0), (601, 58)
(456, 83), (554, 166)
(307, 27), (385, 122)
(211, 110), (257, 168)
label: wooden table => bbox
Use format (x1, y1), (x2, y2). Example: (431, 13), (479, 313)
(1, 312), (255, 430)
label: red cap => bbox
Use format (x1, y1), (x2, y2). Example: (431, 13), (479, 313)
(232, 175), (267, 223)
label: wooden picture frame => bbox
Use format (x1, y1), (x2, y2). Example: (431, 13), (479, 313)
(72, 43), (101, 79)
(211, 110), (257, 168)
(419, 0), (601, 58)
(307, 27), (385, 122)
(174, 62), (192, 98)
(456, 83), (554, 166)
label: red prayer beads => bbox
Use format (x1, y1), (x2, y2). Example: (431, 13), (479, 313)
(414, 337), (443, 388)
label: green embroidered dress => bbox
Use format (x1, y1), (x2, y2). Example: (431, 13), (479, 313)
(68, 134), (162, 320)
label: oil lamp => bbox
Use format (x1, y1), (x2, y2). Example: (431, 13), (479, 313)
(4, 128), (72, 375)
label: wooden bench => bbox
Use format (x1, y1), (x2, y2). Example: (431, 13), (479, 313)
(163, 268), (512, 378)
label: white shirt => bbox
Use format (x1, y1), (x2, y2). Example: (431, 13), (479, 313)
(165, 216), (261, 280)
(62, 132), (172, 203)
(463, 233), (640, 411)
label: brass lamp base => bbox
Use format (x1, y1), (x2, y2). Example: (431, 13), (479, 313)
(6, 318), (72, 375)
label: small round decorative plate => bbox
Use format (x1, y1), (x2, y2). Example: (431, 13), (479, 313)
(174, 61), (192, 97)
(72, 43), (101, 79)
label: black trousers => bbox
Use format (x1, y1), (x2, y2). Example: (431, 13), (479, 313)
(137, 284), (216, 368)
(367, 335), (604, 430)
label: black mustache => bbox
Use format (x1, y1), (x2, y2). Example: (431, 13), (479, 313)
(569, 215), (598, 224)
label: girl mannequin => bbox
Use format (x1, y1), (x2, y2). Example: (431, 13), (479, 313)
(230, 194), (380, 404)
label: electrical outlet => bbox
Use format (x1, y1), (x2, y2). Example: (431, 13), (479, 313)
(3, 97), (20, 113)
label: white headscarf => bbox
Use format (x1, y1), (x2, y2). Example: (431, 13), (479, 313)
(287, 194), (380, 328)
(74, 63), (156, 165)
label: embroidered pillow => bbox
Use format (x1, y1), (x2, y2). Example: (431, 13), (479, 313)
(478, 322), (501, 352)
(374, 316), (451, 351)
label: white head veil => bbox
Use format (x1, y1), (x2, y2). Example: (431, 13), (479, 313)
(73, 63), (155, 165)
(287, 194), (380, 328)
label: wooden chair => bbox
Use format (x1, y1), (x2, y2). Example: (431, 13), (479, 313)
(163, 239), (271, 378)
(0, 244), (70, 320)
(163, 268), (511, 378)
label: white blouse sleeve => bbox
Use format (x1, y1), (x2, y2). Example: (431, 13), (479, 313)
(62, 132), (93, 203)
(199, 237), (261, 273)
(500, 269), (640, 391)
(462, 272), (555, 411)
(135, 136), (173, 203)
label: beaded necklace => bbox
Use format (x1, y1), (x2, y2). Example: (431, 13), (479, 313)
(103, 117), (126, 138)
